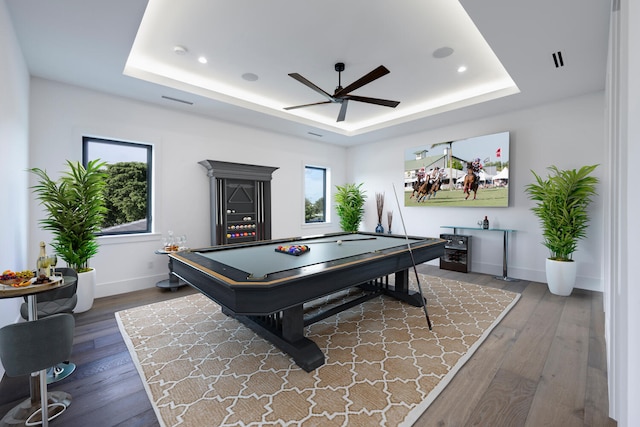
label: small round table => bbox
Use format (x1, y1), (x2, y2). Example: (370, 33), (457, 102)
(154, 250), (187, 292)
(0, 275), (74, 427)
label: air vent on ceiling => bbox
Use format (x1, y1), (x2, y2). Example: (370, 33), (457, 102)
(552, 51), (565, 68)
(161, 95), (193, 105)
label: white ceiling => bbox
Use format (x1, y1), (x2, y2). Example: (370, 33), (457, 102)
(6, 0), (611, 146)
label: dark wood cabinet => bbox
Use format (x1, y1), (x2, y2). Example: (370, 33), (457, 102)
(200, 160), (278, 246)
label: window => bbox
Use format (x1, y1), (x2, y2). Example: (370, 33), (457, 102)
(83, 137), (152, 235)
(304, 166), (327, 223)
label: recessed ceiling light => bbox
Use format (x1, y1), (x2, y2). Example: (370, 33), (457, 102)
(173, 45), (188, 55)
(242, 73), (259, 82)
(198, 56), (208, 64)
(457, 65), (467, 73)
(433, 47), (454, 59)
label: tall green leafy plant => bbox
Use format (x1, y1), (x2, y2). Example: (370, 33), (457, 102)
(334, 183), (367, 232)
(524, 165), (599, 261)
(30, 159), (108, 272)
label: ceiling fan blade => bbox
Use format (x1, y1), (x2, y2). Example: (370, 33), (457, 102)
(337, 99), (348, 122)
(334, 65), (390, 97)
(288, 73), (333, 101)
(284, 100), (333, 111)
(343, 95), (400, 108)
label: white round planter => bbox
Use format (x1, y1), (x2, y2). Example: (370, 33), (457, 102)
(545, 258), (577, 296)
(75, 268), (96, 313)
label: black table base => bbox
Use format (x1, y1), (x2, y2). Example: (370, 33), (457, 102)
(220, 273), (425, 372)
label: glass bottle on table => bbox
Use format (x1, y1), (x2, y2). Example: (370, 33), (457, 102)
(36, 241), (51, 278)
(482, 216), (490, 229)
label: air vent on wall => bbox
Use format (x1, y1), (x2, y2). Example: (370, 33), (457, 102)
(552, 51), (565, 68)
(161, 95), (194, 105)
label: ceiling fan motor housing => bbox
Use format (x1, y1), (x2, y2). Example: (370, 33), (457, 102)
(335, 63), (345, 92)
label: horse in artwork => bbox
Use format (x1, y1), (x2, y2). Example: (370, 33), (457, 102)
(415, 180), (431, 202)
(410, 179), (432, 202)
(463, 164), (479, 200)
(410, 178), (424, 200)
(415, 176), (443, 202)
(427, 177), (441, 199)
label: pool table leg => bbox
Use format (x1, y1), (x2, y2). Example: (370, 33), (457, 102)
(223, 305), (325, 372)
(368, 270), (426, 307)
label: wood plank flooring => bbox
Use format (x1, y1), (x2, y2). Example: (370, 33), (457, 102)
(0, 266), (615, 426)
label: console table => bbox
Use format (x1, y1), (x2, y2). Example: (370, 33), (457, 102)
(440, 226), (519, 282)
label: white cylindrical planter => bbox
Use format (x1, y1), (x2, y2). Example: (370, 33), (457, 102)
(545, 258), (577, 296)
(76, 268), (96, 313)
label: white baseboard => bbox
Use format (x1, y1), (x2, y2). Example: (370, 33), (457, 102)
(430, 259), (603, 293)
(95, 274), (167, 298)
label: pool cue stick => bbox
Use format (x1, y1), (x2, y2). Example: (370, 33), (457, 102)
(312, 237), (377, 244)
(392, 183), (432, 330)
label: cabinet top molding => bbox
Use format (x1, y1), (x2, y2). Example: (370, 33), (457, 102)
(199, 160), (279, 181)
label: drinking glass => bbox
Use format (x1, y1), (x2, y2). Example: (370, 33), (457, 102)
(49, 255), (62, 278)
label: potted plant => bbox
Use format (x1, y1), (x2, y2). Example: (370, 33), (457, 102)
(30, 159), (108, 312)
(524, 164), (599, 296)
(335, 183), (367, 232)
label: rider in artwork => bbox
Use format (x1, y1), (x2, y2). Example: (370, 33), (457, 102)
(429, 167), (446, 198)
(429, 167), (439, 184)
(470, 158), (483, 180)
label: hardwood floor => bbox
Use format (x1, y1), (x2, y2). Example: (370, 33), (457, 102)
(0, 266), (615, 426)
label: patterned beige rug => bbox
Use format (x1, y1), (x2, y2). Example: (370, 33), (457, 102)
(116, 275), (519, 427)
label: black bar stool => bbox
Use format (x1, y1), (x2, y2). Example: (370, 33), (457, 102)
(0, 313), (75, 427)
(20, 268), (78, 384)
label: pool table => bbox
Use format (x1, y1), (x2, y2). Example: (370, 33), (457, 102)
(169, 232), (445, 371)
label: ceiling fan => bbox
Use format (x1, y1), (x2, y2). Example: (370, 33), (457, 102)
(284, 63), (400, 122)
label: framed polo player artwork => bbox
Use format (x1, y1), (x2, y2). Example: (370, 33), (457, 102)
(404, 131), (510, 207)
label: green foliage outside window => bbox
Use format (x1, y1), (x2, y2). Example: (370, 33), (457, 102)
(305, 197), (325, 222)
(102, 162), (148, 228)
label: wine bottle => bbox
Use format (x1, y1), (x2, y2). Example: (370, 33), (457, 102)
(482, 216), (489, 229)
(36, 241), (50, 278)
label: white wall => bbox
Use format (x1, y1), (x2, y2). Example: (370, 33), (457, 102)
(0, 0), (30, 375)
(623, 2), (640, 422)
(348, 91), (605, 291)
(608, 1), (639, 425)
(26, 80), (606, 296)
(27, 79), (346, 298)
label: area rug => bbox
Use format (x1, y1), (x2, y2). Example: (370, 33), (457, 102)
(116, 275), (519, 427)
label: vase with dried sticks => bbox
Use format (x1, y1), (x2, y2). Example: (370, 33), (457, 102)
(375, 192), (384, 233)
(387, 211), (393, 234)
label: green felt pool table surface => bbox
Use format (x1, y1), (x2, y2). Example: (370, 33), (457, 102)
(193, 233), (433, 281)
